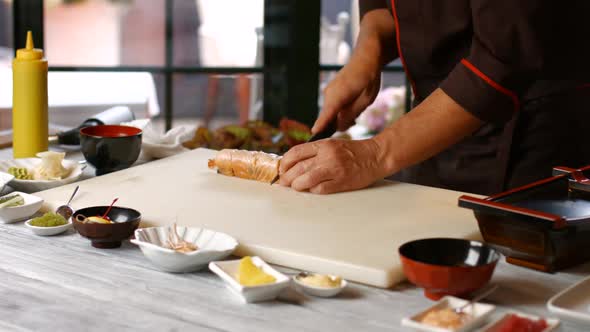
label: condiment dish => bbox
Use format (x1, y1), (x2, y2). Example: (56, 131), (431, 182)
(480, 311), (559, 332)
(399, 238), (500, 300)
(0, 158), (84, 193)
(209, 256), (290, 303)
(547, 275), (590, 325)
(292, 273), (347, 298)
(25, 217), (72, 236)
(73, 206), (141, 248)
(131, 226), (238, 273)
(401, 296), (495, 332)
(0, 192), (44, 223)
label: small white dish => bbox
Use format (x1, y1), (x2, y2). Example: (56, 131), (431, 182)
(0, 192), (44, 223)
(25, 217), (72, 236)
(0, 158), (84, 193)
(547, 275), (590, 326)
(131, 226), (238, 273)
(480, 311), (559, 332)
(401, 296), (495, 332)
(292, 273), (347, 298)
(208, 256), (290, 303)
(0, 172), (14, 193)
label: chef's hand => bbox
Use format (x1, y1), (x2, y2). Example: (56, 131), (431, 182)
(313, 61), (381, 134)
(279, 138), (385, 194)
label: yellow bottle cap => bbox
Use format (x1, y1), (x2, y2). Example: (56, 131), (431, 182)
(16, 31), (44, 61)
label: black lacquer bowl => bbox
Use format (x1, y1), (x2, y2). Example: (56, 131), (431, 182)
(80, 125), (142, 176)
(459, 165), (590, 272)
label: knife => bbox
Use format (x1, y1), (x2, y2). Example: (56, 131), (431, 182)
(270, 118), (338, 185)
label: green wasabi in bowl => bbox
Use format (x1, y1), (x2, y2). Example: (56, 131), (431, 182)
(30, 212), (67, 227)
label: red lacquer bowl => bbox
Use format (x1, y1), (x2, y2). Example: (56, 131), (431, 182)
(399, 238), (500, 300)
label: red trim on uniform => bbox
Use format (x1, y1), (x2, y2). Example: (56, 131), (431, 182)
(460, 59), (520, 113)
(391, 0), (417, 97)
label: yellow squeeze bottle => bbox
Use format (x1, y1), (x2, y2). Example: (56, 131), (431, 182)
(12, 31), (48, 158)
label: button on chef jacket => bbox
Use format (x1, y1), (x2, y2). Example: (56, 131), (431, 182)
(382, 0), (590, 195)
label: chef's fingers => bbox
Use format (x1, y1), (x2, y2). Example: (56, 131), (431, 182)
(280, 142), (319, 174)
(336, 80), (382, 131)
(279, 157), (315, 187)
(290, 168), (332, 192)
(309, 180), (341, 195)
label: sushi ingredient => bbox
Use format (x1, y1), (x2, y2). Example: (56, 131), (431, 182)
(32, 151), (70, 180)
(208, 149), (280, 183)
(298, 274), (342, 288)
(8, 167), (33, 180)
(421, 308), (469, 330)
(0, 194), (25, 208)
(236, 256), (276, 286)
(487, 314), (548, 332)
(165, 223), (198, 253)
(86, 216), (113, 224)
(29, 212), (67, 227)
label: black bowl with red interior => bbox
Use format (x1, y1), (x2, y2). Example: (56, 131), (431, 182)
(80, 125), (142, 176)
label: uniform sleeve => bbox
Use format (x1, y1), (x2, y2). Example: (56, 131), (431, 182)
(439, 0), (552, 124)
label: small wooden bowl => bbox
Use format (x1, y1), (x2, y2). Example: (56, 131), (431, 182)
(73, 206), (141, 249)
(399, 238), (500, 300)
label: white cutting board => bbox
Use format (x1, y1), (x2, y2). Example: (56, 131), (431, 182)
(36, 148), (481, 288)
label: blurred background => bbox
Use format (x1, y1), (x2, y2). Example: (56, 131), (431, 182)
(0, 0), (408, 133)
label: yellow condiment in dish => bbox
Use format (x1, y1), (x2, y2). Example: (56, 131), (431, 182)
(236, 256), (276, 286)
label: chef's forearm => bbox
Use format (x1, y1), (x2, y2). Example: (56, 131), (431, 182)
(352, 7), (398, 72)
(372, 88), (483, 177)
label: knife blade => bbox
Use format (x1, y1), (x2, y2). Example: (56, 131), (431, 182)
(307, 118), (338, 142)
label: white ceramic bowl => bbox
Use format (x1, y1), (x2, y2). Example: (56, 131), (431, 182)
(0, 158), (84, 193)
(0, 192), (44, 223)
(25, 217), (72, 236)
(292, 273), (348, 298)
(0, 172), (14, 193)
(131, 226), (238, 273)
(401, 296), (496, 332)
(209, 256), (290, 303)
(480, 311), (559, 332)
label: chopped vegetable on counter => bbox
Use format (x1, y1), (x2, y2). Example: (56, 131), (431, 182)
(236, 256), (276, 286)
(30, 212), (67, 227)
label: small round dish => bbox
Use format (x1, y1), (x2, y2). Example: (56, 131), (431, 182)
(131, 226), (238, 273)
(0, 158), (85, 193)
(73, 206), (141, 249)
(25, 218), (72, 236)
(292, 273), (348, 298)
(0, 192), (44, 224)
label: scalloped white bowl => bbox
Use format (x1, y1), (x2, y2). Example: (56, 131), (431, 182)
(131, 226), (238, 273)
(0, 158), (84, 193)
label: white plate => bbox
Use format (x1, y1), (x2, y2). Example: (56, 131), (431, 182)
(0, 158), (84, 193)
(0, 192), (44, 223)
(25, 217), (72, 236)
(547, 276), (590, 326)
(292, 274), (347, 297)
(131, 226), (238, 273)
(401, 296), (495, 332)
(480, 311), (559, 332)
(209, 256), (290, 303)
(0, 172), (14, 193)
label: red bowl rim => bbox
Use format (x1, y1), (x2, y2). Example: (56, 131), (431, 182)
(398, 238), (501, 269)
(80, 125), (142, 138)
